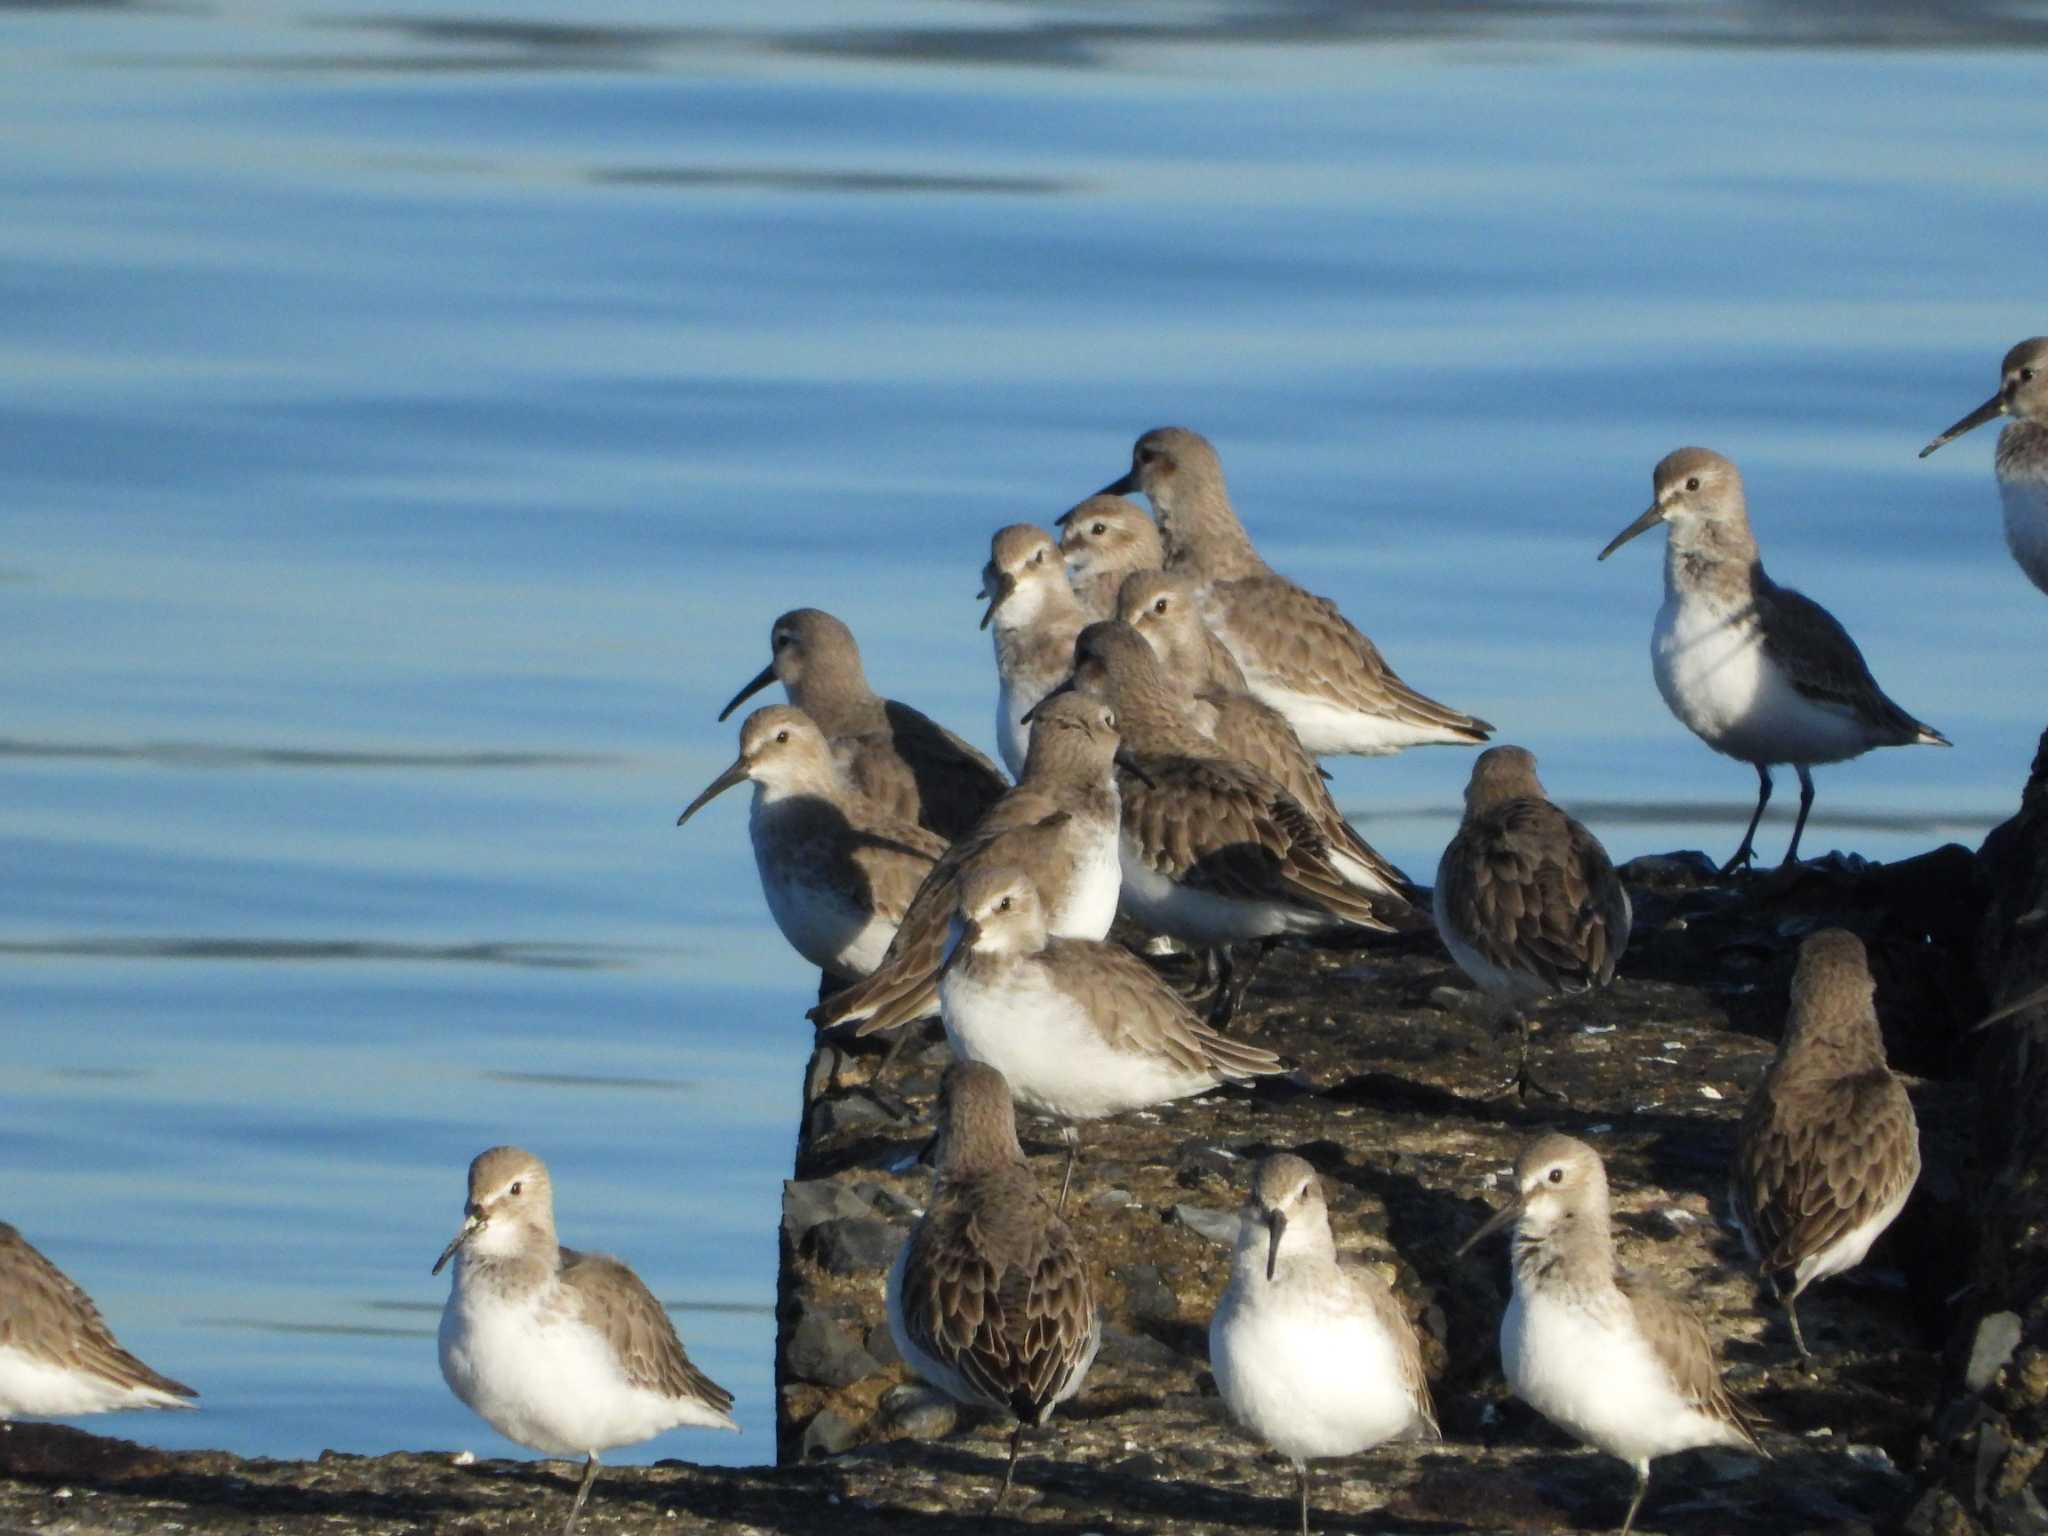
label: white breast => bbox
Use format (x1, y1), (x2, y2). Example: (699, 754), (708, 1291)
(994, 673), (1034, 782)
(0, 1346), (189, 1417)
(1502, 1286), (1745, 1467)
(1045, 818), (1123, 941)
(439, 1274), (731, 1456)
(939, 960), (1220, 1122)
(750, 799), (895, 978)
(1999, 473), (2048, 597)
(1210, 1275), (1417, 1463)
(1651, 588), (1869, 767)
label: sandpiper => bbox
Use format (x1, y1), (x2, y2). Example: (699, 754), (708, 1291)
(1731, 929), (1920, 1359)
(1209, 1154), (1438, 1536)
(1599, 447), (1950, 872)
(888, 1062), (1100, 1514)
(1434, 746), (1630, 1099)
(1054, 492), (1165, 621)
(1920, 337), (2048, 596)
(678, 705), (947, 986)
(1119, 569), (1413, 909)
(434, 1147), (737, 1536)
(0, 1223), (196, 1419)
(1097, 427), (1493, 756)
(980, 523), (1089, 779)
(718, 607), (1008, 840)
(1459, 1134), (1767, 1536)
(807, 691), (1125, 1040)
(940, 864), (1289, 1207)
(1064, 621), (1392, 1024)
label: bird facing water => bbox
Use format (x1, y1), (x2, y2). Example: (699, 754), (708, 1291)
(717, 606), (1007, 840)
(678, 705), (947, 986)
(1209, 1154), (1438, 1536)
(1434, 745), (1630, 1100)
(1599, 447), (1948, 872)
(1920, 337), (2048, 597)
(887, 1062), (1100, 1515)
(1731, 928), (1920, 1359)
(434, 1147), (737, 1536)
(980, 523), (1089, 779)
(1459, 1134), (1766, 1536)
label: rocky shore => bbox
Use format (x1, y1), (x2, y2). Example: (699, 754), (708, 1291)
(8, 746), (2048, 1535)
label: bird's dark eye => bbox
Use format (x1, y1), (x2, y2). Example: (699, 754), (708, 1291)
(1153, 598), (1168, 614)
(1547, 1167), (1564, 1184)
(2023, 369), (2037, 384)
(509, 1181), (522, 1196)
(1685, 476), (1700, 491)
(1091, 522), (1106, 535)
(775, 729), (789, 744)
(998, 896), (1012, 912)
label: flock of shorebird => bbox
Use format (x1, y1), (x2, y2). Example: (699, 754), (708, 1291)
(1, 339), (2039, 1536)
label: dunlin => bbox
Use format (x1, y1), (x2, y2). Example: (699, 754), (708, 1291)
(888, 1063), (1100, 1514)
(1459, 1134), (1767, 1536)
(434, 1147), (737, 1536)
(1118, 570), (1413, 909)
(980, 524), (1089, 779)
(1209, 1154), (1438, 1536)
(678, 705), (947, 986)
(1054, 492), (1165, 622)
(1064, 621), (1392, 1024)
(1731, 929), (1920, 1358)
(807, 691), (1125, 1039)
(1434, 746), (1630, 1099)
(0, 1223), (196, 1419)
(1599, 447), (1949, 872)
(1097, 427), (1492, 755)
(718, 607), (1007, 840)
(1920, 337), (2048, 596)
(940, 864), (1288, 1206)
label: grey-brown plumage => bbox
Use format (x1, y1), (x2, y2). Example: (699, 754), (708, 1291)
(1065, 623), (1391, 1026)
(1054, 492), (1165, 621)
(888, 1063), (1100, 1514)
(807, 692), (1125, 1039)
(434, 1147), (737, 1536)
(1598, 447), (1949, 872)
(1731, 929), (1920, 1358)
(1433, 746), (1630, 1098)
(1458, 1134), (1766, 1536)
(677, 705), (949, 986)
(1118, 569), (1414, 912)
(718, 607), (1008, 840)
(982, 523), (1090, 779)
(0, 1224), (197, 1418)
(1097, 427), (1492, 756)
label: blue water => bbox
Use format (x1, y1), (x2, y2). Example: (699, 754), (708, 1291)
(4, 0), (2044, 1469)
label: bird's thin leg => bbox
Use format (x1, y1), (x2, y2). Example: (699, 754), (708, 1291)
(1723, 764), (1773, 875)
(1297, 1461), (1311, 1536)
(1783, 764), (1817, 866)
(1209, 938), (1275, 1029)
(1480, 1012), (1568, 1104)
(1786, 1293), (1811, 1360)
(1057, 1125), (1079, 1214)
(986, 1422), (1027, 1518)
(1618, 1462), (1651, 1536)
(561, 1454), (601, 1536)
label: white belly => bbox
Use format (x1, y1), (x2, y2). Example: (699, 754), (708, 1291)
(1651, 590), (1870, 767)
(1210, 1283), (1418, 1463)
(751, 802), (894, 978)
(1502, 1287), (1745, 1467)
(1045, 821), (1123, 941)
(1792, 1173), (1916, 1294)
(1999, 472), (2048, 596)
(1234, 675), (1460, 756)
(939, 962), (1220, 1121)
(995, 672), (1037, 782)
(0, 1346), (189, 1418)
(1117, 836), (1324, 944)
(439, 1278), (734, 1456)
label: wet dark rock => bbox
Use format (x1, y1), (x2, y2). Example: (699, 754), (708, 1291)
(781, 1178), (872, 1244)
(786, 1306), (881, 1388)
(799, 1216), (900, 1275)
(804, 1093), (894, 1141)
